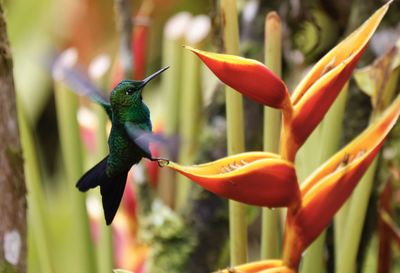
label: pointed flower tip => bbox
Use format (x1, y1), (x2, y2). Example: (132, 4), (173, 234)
(187, 47), (291, 109)
(283, 1), (391, 160)
(287, 95), (400, 253)
(214, 260), (287, 273)
(167, 152), (300, 208)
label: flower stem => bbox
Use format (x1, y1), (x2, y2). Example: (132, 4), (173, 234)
(337, 67), (399, 273)
(160, 13), (192, 208)
(220, 0), (248, 265)
(54, 80), (97, 273)
(261, 11), (282, 259)
(300, 84), (348, 273)
(18, 98), (55, 273)
(176, 15), (210, 210)
(92, 69), (114, 273)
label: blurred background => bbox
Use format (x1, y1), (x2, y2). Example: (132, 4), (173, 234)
(4, 0), (400, 272)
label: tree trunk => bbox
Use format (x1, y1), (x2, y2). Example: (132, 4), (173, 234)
(0, 2), (27, 273)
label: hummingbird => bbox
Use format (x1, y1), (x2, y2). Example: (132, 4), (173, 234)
(55, 61), (169, 225)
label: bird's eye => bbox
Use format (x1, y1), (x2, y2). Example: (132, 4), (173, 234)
(125, 89), (134, 95)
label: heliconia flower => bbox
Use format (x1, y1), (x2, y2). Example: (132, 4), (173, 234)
(165, 152), (300, 208)
(187, 1), (391, 162)
(282, 1), (391, 161)
(282, 95), (400, 268)
(185, 46), (291, 110)
(215, 260), (294, 273)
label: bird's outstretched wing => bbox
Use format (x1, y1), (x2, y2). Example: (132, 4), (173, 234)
(124, 121), (177, 160)
(53, 57), (112, 119)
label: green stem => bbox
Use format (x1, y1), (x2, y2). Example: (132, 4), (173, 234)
(334, 198), (350, 266)
(261, 11), (282, 259)
(18, 98), (55, 273)
(163, 12), (191, 137)
(336, 68), (399, 273)
(93, 74), (114, 273)
(336, 162), (377, 273)
(160, 13), (192, 208)
(54, 80), (97, 273)
(300, 84), (348, 273)
(176, 15), (210, 210)
(176, 46), (202, 210)
(220, 0), (247, 265)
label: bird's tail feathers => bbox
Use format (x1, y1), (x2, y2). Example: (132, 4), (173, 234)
(76, 156), (128, 225)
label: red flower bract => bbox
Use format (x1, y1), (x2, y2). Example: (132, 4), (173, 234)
(165, 152), (300, 208)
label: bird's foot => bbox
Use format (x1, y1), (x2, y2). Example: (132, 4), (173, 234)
(149, 157), (170, 167)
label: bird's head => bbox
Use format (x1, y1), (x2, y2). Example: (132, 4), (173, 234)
(110, 66), (169, 108)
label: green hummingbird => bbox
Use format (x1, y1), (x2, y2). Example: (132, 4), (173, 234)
(58, 65), (169, 225)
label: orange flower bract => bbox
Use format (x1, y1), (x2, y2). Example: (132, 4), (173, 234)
(187, 1), (390, 162)
(283, 95), (400, 268)
(164, 2), (396, 272)
(165, 152), (300, 208)
(186, 46), (291, 110)
(281, 1), (391, 161)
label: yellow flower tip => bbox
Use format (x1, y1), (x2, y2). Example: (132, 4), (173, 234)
(214, 260), (284, 273)
(166, 152), (300, 208)
(281, 0), (391, 160)
(183, 45), (196, 51)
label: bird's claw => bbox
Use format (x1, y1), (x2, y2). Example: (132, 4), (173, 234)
(149, 157), (170, 167)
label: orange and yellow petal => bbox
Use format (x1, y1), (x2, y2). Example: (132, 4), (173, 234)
(257, 266), (295, 273)
(186, 46), (291, 110)
(285, 95), (400, 258)
(291, 1), (390, 105)
(215, 260), (284, 273)
(166, 152), (300, 208)
(281, 1), (391, 161)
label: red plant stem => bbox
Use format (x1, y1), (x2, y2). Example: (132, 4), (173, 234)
(378, 180), (393, 273)
(382, 213), (400, 248)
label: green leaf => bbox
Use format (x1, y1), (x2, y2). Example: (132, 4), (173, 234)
(354, 38), (400, 110)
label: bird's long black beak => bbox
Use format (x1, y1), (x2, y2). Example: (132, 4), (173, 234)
(140, 66), (169, 89)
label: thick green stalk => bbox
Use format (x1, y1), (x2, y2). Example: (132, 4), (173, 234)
(261, 11), (282, 259)
(300, 85), (348, 273)
(163, 12), (192, 137)
(18, 99), (54, 273)
(97, 119), (114, 273)
(220, 0), (247, 265)
(161, 13), (192, 208)
(54, 81), (97, 273)
(90, 64), (114, 273)
(336, 163), (377, 273)
(176, 48), (202, 209)
(334, 198), (351, 266)
(176, 15), (210, 210)
(336, 69), (399, 273)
